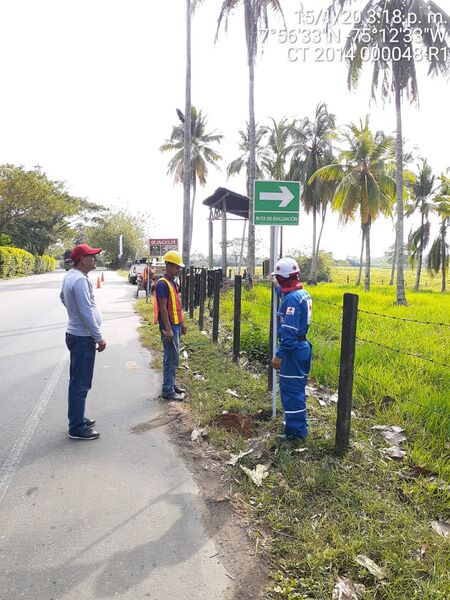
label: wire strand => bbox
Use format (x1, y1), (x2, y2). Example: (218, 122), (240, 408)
(355, 335), (450, 369)
(356, 307), (450, 328)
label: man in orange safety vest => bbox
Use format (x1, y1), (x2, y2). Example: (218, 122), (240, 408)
(154, 251), (187, 400)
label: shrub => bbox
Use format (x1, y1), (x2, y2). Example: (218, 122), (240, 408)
(240, 323), (269, 362)
(34, 254), (57, 273)
(0, 247), (56, 277)
(0, 246), (35, 277)
(295, 251), (333, 283)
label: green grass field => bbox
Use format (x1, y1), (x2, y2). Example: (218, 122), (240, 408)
(220, 270), (450, 481)
(330, 266), (448, 291)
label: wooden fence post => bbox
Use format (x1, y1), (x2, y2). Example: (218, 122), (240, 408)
(335, 293), (359, 453)
(198, 269), (206, 331)
(182, 270), (189, 311)
(188, 266), (195, 319)
(233, 275), (242, 362)
(212, 270), (221, 343)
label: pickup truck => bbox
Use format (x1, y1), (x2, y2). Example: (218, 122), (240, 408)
(128, 259), (166, 284)
(128, 259), (147, 284)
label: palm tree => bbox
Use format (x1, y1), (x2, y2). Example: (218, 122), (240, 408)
(226, 123), (269, 192)
(426, 173), (450, 292)
(160, 106), (223, 251)
(183, 0), (192, 268)
(290, 103), (337, 283)
(216, 0), (285, 278)
(310, 117), (396, 291)
(181, 0), (206, 268)
(261, 117), (293, 180)
(405, 160), (435, 291)
(328, 0), (450, 304)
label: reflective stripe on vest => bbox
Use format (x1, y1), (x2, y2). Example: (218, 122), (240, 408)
(154, 277), (183, 325)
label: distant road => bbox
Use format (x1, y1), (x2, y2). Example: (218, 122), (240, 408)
(0, 270), (230, 599)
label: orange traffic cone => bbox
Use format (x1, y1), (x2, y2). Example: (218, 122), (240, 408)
(101, 272), (105, 283)
(96, 277), (101, 289)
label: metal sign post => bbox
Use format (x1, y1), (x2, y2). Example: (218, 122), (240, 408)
(271, 225), (280, 417)
(253, 180), (301, 420)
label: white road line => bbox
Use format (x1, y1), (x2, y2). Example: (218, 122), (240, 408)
(0, 352), (68, 504)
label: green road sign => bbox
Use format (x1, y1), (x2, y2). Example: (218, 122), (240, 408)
(253, 180), (301, 225)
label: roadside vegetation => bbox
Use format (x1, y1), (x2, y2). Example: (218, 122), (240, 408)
(135, 272), (449, 599)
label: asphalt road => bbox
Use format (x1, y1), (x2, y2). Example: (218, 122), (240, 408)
(0, 270), (230, 599)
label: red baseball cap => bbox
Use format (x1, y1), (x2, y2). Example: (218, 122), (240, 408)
(70, 244), (102, 262)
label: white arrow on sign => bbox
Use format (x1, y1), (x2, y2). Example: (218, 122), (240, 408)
(260, 185), (294, 208)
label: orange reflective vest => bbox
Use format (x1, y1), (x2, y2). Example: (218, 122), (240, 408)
(153, 276), (183, 326)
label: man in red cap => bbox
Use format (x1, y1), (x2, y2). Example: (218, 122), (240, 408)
(60, 244), (106, 440)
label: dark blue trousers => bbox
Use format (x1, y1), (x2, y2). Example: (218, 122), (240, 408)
(65, 333), (96, 434)
(279, 341), (312, 438)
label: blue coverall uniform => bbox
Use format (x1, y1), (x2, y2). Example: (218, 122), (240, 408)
(275, 287), (312, 438)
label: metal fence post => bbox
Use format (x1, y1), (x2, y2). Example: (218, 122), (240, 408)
(212, 270), (220, 343)
(335, 293), (359, 453)
(189, 265), (195, 319)
(233, 275), (242, 362)
(198, 269), (206, 331)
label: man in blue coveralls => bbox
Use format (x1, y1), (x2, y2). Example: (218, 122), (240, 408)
(271, 257), (312, 439)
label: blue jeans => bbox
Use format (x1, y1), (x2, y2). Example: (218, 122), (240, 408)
(160, 326), (180, 396)
(65, 333), (96, 433)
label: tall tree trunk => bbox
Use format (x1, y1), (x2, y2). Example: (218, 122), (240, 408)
(363, 221), (371, 292)
(238, 218), (247, 275)
(389, 232), (397, 285)
(441, 217), (448, 292)
(414, 211), (424, 292)
(189, 176), (197, 254)
(183, 0), (192, 268)
(245, 0), (256, 280)
(356, 228), (365, 286)
(316, 204), (327, 256)
(309, 206), (317, 283)
(394, 70), (407, 304)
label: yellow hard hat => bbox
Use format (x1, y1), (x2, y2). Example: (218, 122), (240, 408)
(162, 250), (185, 267)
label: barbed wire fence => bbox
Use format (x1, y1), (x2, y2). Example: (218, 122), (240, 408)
(182, 269), (450, 451)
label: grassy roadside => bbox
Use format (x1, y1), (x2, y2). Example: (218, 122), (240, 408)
(135, 296), (449, 599)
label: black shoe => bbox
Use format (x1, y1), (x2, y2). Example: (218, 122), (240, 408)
(275, 434), (307, 442)
(84, 418), (96, 427)
(174, 385), (186, 394)
(162, 392), (185, 401)
(68, 429), (100, 440)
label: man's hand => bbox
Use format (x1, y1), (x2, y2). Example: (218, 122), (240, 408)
(97, 340), (107, 352)
(181, 322), (187, 335)
(271, 355), (281, 370)
(163, 328), (174, 341)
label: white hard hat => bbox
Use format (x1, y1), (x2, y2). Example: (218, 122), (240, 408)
(271, 257), (300, 279)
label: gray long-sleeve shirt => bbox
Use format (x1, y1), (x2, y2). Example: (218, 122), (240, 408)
(60, 269), (103, 342)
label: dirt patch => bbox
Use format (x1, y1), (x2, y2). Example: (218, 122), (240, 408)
(162, 401), (271, 600)
(129, 414), (179, 434)
(211, 412), (257, 438)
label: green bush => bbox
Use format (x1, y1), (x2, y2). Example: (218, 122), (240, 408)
(34, 254), (56, 273)
(295, 251), (333, 283)
(0, 246), (35, 277)
(240, 323), (269, 362)
(0, 246), (56, 277)
(0, 233), (13, 246)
